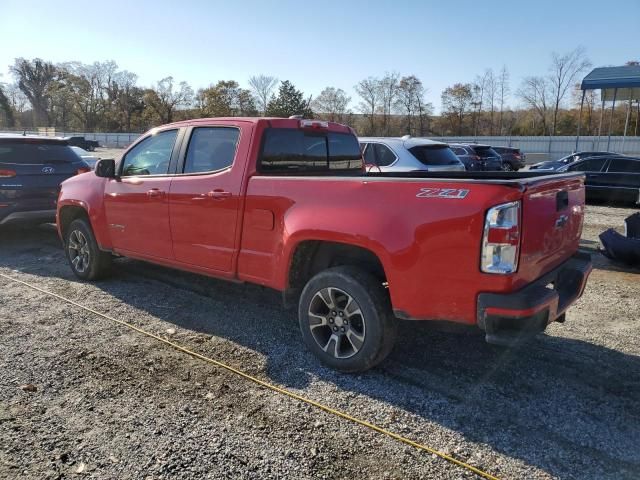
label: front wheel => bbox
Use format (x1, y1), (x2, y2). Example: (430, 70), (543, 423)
(65, 219), (112, 280)
(298, 266), (397, 372)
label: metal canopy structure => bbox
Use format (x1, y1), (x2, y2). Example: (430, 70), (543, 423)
(576, 65), (640, 151)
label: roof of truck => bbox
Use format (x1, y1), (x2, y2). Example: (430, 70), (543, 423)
(161, 117), (353, 133)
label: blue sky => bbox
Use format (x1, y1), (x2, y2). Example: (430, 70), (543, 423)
(1, 0), (638, 112)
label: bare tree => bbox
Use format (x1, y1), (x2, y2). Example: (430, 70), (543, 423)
(355, 77), (380, 135)
(471, 71), (488, 136)
(0, 83), (14, 127)
(312, 87), (350, 122)
(108, 71), (144, 131)
(144, 76), (193, 124)
(497, 66), (510, 135)
(396, 75), (428, 135)
(5, 83), (29, 116)
(415, 92), (433, 136)
(378, 72), (400, 135)
(10, 58), (57, 126)
(517, 76), (551, 135)
(441, 83), (473, 135)
(572, 83), (598, 135)
(484, 69), (497, 135)
(248, 75), (278, 115)
(59, 61), (118, 130)
(548, 47), (592, 136)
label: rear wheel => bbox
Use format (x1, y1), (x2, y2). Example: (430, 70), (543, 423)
(65, 219), (112, 280)
(501, 162), (515, 171)
(298, 266), (396, 372)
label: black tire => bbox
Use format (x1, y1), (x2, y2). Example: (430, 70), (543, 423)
(298, 266), (397, 372)
(65, 218), (112, 280)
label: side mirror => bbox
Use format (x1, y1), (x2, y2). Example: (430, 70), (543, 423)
(95, 159), (116, 178)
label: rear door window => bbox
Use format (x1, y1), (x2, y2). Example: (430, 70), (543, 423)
(372, 144), (396, 166)
(451, 147), (466, 156)
(259, 128), (362, 174)
(183, 127), (239, 174)
(568, 157), (607, 172)
(607, 158), (640, 173)
(474, 146), (499, 158)
(0, 142), (79, 165)
(409, 146), (461, 166)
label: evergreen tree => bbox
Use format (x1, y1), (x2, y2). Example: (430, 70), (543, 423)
(265, 80), (313, 118)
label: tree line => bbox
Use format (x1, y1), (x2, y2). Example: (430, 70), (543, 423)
(0, 49), (638, 137)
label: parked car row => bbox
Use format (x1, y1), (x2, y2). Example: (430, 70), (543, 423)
(529, 151), (640, 205)
(359, 136), (526, 173)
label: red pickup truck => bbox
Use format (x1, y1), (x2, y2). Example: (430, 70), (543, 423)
(57, 117), (592, 372)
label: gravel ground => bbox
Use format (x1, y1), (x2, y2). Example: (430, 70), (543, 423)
(0, 205), (639, 480)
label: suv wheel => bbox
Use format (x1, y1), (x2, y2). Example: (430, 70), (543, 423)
(298, 266), (396, 372)
(65, 219), (112, 280)
(501, 162), (515, 171)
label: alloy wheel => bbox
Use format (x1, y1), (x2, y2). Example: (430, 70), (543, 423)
(68, 230), (90, 273)
(307, 287), (366, 359)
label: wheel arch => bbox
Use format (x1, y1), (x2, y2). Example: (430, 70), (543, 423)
(284, 239), (388, 306)
(58, 204), (91, 245)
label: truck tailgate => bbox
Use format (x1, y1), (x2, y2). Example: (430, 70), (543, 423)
(517, 174), (585, 287)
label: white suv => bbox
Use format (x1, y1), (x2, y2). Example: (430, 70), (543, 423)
(359, 136), (465, 172)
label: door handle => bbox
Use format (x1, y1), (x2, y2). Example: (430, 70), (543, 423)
(207, 189), (232, 200)
(147, 188), (165, 198)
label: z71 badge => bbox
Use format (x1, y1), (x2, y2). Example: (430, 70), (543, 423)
(416, 188), (469, 199)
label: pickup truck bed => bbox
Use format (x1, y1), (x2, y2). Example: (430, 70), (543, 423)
(57, 117), (592, 372)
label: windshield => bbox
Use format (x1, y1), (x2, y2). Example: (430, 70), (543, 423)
(409, 145), (461, 166)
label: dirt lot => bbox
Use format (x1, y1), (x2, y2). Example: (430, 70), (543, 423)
(0, 205), (638, 480)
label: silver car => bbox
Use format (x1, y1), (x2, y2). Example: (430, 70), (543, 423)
(359, 136), (465, 172)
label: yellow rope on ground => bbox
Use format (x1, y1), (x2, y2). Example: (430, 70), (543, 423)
(0, 271), (500, 480)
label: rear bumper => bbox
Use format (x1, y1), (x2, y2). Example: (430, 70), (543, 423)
(0, 209), (56, 225)
(477, 252), (592, 346)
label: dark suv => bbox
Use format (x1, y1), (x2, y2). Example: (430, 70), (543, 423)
(63, 136), (100, 151)
(492, 146), (526, 171)
(449, 143), (503, 171)
(0, 135), (90, 226)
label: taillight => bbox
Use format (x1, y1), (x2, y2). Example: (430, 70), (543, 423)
(76, 167), (91, 175)
(0, 169), (16, 178)
(481, 201), (520, 274)
(470, 155), (481, 162)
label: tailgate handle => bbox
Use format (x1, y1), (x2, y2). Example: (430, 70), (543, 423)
(556, 190), (569, 211)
